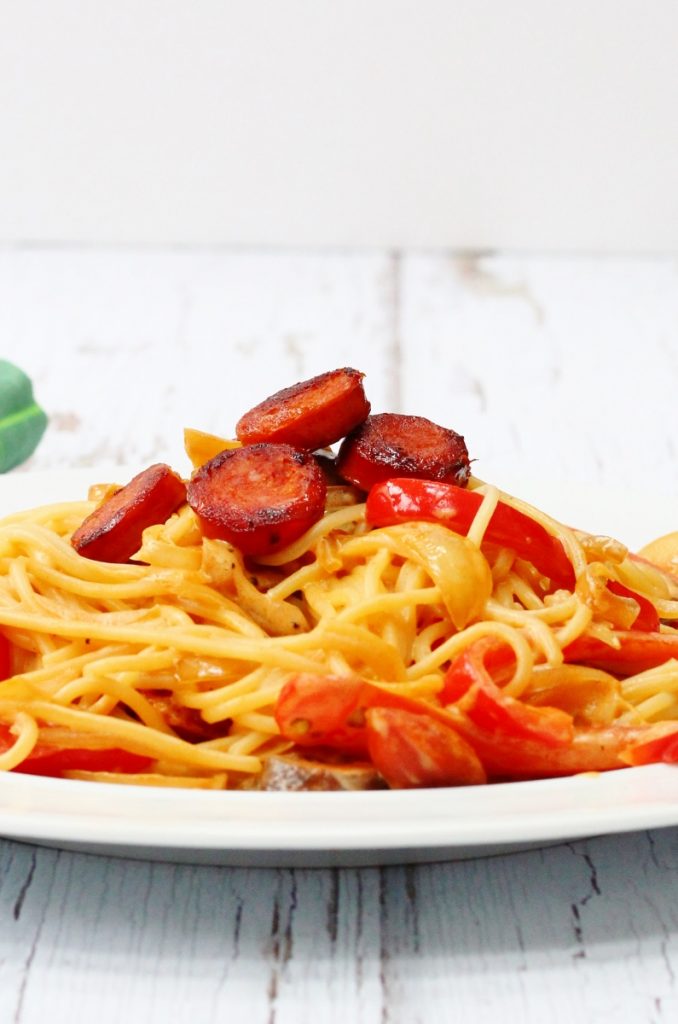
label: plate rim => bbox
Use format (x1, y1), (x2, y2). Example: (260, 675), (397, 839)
(0, 765), (677, 857)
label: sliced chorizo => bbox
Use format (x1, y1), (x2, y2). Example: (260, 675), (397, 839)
(235, 367), (370, 450)
(187, 442), (327, 557)
(72, 464), (187, 563)
(336, 413), (470, 492)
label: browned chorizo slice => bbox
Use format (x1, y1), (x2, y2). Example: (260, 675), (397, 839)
(336, 413), (471, 492)
(258, 753), (385, 791)
(235, 367), (370, 449)
(72, 464), (187, 563)
(187, 442), (327, 557)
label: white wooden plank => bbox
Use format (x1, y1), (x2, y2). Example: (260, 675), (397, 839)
(0, 247), (395, 473)
(268, 869), (383, 1024)
(7, 855), (277, 1023)
(0, 829), (676, 1023)
(0, 844), (61, 1021)
(0, 846), (384, 1024)
(400, 254), (678, 495)
(372, 832), (678, 1024)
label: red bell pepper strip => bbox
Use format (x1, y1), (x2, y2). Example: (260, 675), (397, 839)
(446, 713), (677, 778)
(564, 631), (678, 676)
(0, 725), (153, 777)
(606, 580), (660, 632)
(366, 478), (575, 590)
(0, 632), (11, 682)
(441, 639), (574, 747)
(365, 707), (486, 787)
(440, 642), (678, 775)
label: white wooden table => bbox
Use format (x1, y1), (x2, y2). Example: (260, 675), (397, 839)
(1, 247), (678, 1022)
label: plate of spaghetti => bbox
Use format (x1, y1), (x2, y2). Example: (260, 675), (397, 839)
(0, 368), (678, 866)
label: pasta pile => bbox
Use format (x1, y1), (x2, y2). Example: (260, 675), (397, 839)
(0, 474), (677, 789)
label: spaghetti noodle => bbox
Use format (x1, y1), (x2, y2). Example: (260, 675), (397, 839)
(0, 474), (676, 788)
(0, 374), (677, 789)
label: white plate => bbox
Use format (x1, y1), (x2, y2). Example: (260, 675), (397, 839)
(0, 469), (677, 867)
(1, 765), (678, 866)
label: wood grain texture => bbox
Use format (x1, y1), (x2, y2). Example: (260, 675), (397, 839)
(400, 252), (678, 491)
(1, 246), (678, 1023)
(0, 248), (397, 470)
(0, 832), (676, 1023)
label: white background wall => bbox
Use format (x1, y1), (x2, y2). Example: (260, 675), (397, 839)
(1, 0), (677, 250)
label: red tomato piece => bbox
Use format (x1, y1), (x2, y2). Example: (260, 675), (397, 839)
(274, 673), (455, 758)
(275, 674), (371, 756)
(365, 706), (486, 787)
